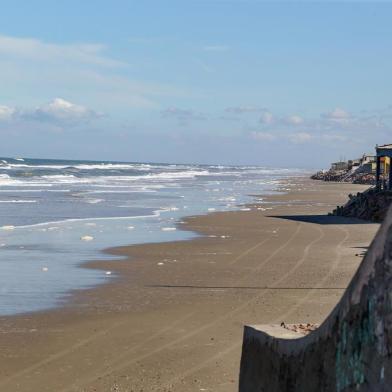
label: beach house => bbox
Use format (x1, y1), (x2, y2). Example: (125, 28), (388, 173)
(330, 161), (349, 171)
(359, 154), (376, 173)
(376, 144), (392, 189)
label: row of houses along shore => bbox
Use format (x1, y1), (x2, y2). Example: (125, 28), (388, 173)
(311, 143), (392, 222)
(312, 143), (392, 188)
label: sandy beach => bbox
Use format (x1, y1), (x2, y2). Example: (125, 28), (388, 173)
(0, 177), (379, 392)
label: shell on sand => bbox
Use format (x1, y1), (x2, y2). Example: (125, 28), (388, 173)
(1, 225), (15, 230)
(80, 235), (94, 241)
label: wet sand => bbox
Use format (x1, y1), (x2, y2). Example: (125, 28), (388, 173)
(0, 178), (379, 392)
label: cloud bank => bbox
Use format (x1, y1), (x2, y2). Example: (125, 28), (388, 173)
(0, 34), (184, 112)
(0, 98), (100, 127)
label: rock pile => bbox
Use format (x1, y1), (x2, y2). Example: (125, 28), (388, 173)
(347, 172), (376, 185)
(331, 188), (392, 222)
(311, 170), (346, 182)
(311, 170), (376, 185)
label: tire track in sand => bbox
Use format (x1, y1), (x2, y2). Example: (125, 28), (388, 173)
(0, 311), (196, 389)
(274, 224), (350, 320)
(61, 222), (325, 391)
(160, 224), (327, 389)
(162, 224), (350, 391)
(57, 221), (303, 391)
(229, 237), (272, 265)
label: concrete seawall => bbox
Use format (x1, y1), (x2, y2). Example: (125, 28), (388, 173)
(239, 206), (392, 392)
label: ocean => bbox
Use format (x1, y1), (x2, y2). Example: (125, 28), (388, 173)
(0, 157), (306, 315)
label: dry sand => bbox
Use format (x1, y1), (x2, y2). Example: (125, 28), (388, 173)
(0, 178), (379, 392)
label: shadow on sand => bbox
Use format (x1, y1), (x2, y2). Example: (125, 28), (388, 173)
(145, 284), (346, 290)
(267, 215), (377, 225)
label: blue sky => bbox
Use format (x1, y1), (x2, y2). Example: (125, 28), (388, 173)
(0, 1), (391, 167)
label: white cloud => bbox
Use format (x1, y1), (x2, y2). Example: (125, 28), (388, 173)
(288, 132), (313, 144)
(162, 107), (193, 118)
(250, 131), (276, 141)
(285, 115), (304, 125)
(241, 104), (392, 153)
(225, 106), (265, 114)
(321, 134), (347, 142)
(161, 107), (205, 123)
(0, 98), (100, 127)
(234, 104), (391, 149)
(227, 108), (302, 127)
(260, 110), (274, 125)
(30, 98), (100, 123)
(0, 35), (185, 111)
(322, 108), (351, 121)
(0, 105), (15, 121)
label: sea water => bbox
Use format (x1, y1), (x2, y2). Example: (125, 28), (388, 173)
(0, 157), (306, 315)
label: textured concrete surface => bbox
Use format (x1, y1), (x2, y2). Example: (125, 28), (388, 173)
(239, 206), (392, 392)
